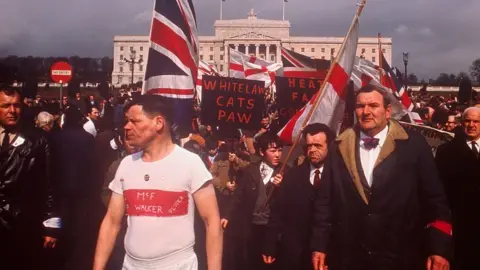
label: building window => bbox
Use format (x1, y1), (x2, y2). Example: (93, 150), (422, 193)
(120, 67), (123, 73)
(321, 48), (325, 53)
(331, 48), (335, 54)
(311, 48), (315, 52)
(139, 55), (143, 61)
(220, 65), (223, 72)
(139, 65), (143, 72)
(209, 55), (213, 61)
(271, 55), (275, 61)
(200, 55), (204, 61)
(140, 47), (143, 52)
(372, 48), (376, 53)
(210, 47), (213, 52)
(301, 48), (305, 53)
(361, 48), (366, 54)
(130, 46), (133, 51)
(118, 76), (123, 84)
(372, 57), (376, 63)
(120, 46), (124, 51)
(321, 56), (325, 60)
(382, 49), (386, 53)
(220, 46), (224, 51)
(120, 55), (124, 61)
(220, 55), (224, 61)
(129, 65), (133, 72)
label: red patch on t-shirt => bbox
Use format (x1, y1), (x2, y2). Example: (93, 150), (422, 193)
(124, 189), (189, 217)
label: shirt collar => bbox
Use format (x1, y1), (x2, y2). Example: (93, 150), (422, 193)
(466, 137), (480, 146)
(359, 124), (389, 148)
(310, 163), (324, 174)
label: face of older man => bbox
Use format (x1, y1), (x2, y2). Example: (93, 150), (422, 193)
(355, 90), (392, 137)
(463, 109), (480, 141)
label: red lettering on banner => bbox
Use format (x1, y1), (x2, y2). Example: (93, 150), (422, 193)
(124, 189), (189, 217)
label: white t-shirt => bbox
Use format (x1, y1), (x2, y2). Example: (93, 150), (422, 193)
(109, 145), (212, 263)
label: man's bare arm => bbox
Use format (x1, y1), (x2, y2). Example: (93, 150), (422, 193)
(93, 193), (125, 270)
(194, 182), (223, 270)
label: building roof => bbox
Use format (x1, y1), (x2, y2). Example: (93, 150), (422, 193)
(214, 8), (290, 28)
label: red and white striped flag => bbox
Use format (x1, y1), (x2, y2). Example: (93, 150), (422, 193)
(229, 49), (270, 79)
(196, 60), (219, 102)
(243, 61), (283, 88)
(278, 6), (361, 144)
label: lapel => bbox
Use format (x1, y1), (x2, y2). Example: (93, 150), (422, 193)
(250, 162), (263, 189)
(370, 121), (409, 191)
(336, 120), (409, 205)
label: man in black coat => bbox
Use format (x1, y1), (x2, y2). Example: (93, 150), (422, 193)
(262, 123), (335, 270)
(50, 106), (103, 270)
(436, 106), (480, 269)
(223, 132), (288, 270)
(311, 85), (452, 270)
(0, 85), (60, 269)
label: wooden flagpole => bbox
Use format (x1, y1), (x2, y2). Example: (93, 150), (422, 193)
(264, 0), (367, 207)
(378, 32), (385, 85)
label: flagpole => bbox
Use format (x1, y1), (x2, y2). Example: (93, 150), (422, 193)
(264, 0), (367, 208)
(378, 32), (385, 85)
(220, 0), (223, 20)
(282, 0), (286, 20)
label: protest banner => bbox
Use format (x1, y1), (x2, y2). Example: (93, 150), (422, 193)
(275, 76), (323, 125)
(400, 122), (454, 156)
(201, 76), (266, 130)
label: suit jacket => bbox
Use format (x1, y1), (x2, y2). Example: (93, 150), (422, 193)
(311, 120), (452, 270)
(436, 129), (480, 267)
(227, 161), (289, 237)
(263, 162), (315, 270)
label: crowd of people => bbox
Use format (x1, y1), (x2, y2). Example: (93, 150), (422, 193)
(0, 82), (479, 270)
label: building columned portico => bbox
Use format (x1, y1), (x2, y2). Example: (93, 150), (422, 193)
(112, 8), (392, 86)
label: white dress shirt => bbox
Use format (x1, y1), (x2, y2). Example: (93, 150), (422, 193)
(467, 138), (480, 152)
(260, 162), (274, 185)
(359, 125), (389, 187)
(309, 164), (324, 186)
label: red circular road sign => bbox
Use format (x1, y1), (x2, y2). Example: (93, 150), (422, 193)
(50, 61), (73, 84)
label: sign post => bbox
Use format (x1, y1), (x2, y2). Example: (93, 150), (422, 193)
(50, 61), (73, 110)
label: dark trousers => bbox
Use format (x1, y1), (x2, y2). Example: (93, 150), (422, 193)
(247, 224), (277, 270)
(0, 224), (46, 270)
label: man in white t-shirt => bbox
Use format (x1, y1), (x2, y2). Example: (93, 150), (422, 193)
(93, 95), (223, 270)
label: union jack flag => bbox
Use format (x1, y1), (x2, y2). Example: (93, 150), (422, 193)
(281, 47), (330, 79)
(379, 52), (414, 111)
(143, 0), (199, 135)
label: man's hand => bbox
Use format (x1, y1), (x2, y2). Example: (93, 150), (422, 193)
(426, 255), (449, 270)
(262, 255), (276, 264)
(312, 252), (327, 270)
(272, 174), (283, 187)
(226, 181), (236, 192)
(43, 236), (57, 249)
(220, 219), (228, 229)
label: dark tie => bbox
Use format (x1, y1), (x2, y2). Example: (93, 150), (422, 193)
(362, 137), (379, 150)
(314, 169), (321, 187)
(472, 141), (479, 159)
(1, 131), (10, 151)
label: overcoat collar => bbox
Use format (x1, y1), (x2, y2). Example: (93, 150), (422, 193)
(335, 120), (409, 204)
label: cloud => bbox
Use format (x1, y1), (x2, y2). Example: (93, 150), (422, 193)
(0, 0), (478, 79)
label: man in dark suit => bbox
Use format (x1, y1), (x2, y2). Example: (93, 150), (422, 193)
(50, 107), (103, 270)
(262, 123), (335, 270)
(436, 106), (480, 269)
(311, 85), (452, 270)
(223, 132), (287, 270)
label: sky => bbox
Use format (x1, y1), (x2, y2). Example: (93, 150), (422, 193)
(0, 0), (478, 79)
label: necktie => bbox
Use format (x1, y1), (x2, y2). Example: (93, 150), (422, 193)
(314, 169), (321, 187)
(1, 131), (10, 151)
(362, 137), (380, 150)
(472, 141), (479, 159)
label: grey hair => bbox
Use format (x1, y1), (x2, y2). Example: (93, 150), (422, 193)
(36, 111), (54, 127)
(462, 107), (480, 119)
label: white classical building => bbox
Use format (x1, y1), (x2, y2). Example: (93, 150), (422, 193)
(112, 9), (392, 86)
